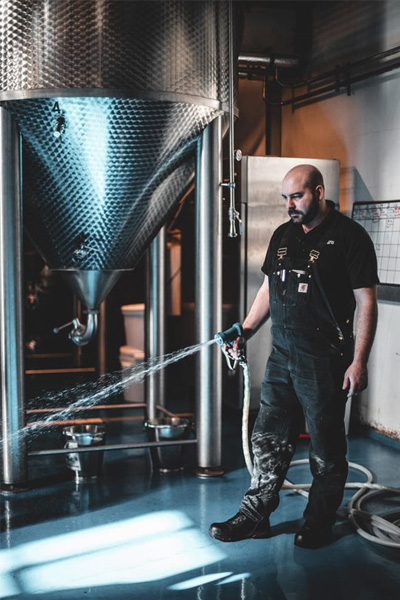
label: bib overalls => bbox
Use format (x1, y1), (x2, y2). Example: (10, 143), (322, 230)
(240, 225), (354, 528)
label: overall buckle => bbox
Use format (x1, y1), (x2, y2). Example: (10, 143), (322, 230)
(277, 247), (288, 260)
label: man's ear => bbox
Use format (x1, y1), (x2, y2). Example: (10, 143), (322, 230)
(316, 185), (325, 201)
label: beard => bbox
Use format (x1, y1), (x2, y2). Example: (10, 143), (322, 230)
(288, 193), (319, 224)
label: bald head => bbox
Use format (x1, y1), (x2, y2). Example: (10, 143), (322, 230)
(282, 164), (328, 229)
(283, 164), (324, 191)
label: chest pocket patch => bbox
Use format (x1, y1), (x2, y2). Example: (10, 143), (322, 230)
(298, 282), (308, 293)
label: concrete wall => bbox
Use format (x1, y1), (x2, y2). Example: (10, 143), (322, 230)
(281, 1), (400, 438)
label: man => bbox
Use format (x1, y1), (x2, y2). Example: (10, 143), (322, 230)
(210, 164), (378, 549)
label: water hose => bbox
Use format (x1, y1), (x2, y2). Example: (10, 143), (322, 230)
(241, 362), (254, 475)
(215, 324), (400, 550)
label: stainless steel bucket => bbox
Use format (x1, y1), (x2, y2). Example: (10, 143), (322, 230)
(145, 417), (190, 472)
(63, 424), (106, 482)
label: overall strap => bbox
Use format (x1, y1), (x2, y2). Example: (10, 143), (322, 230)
(311, 262), (345, 342)
(274, 223), (296, 267)
(304, 210), (346, 341)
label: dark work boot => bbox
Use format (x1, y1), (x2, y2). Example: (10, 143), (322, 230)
(209, 512), (270, 542)
(294, 523), (333, 549)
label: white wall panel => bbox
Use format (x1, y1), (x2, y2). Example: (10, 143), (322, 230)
(281, 2), (400, 437)
(359, 301), (400, 436)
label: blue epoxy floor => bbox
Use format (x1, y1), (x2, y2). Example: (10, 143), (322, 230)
(1, 416), (400, 600)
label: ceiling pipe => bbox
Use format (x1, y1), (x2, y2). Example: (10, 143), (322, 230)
(240, 46), (400, 109)
(266, 45), (400, 108)
(290, 43), (400, 90)
(280, 59), (400, 108)
(239, 54), (299, 69)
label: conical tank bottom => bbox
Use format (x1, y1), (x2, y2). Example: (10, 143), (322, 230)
(0, 0), (234, 312)
(60, 270), (123, 310)
(10, 98), (216, 285)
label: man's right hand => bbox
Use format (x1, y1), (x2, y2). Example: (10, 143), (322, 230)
(225, 336), (246, 361)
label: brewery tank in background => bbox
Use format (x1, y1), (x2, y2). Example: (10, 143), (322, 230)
(0, 0), (234, 343)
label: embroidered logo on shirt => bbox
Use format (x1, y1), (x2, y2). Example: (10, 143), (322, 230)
(298, 283), (308, 293)
(308, 250), (320, 263)
(326, 240), (335, 245)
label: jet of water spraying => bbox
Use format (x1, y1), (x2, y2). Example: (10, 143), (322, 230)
(20, 338), (217, 441)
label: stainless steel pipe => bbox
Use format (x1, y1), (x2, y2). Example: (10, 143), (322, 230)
(238, 54), (299, 68)
(195, 117), (223, 476)
(0, 107), (27, 489)
(146, 226), (167, 420)
(98, 301), (107, 376)
(69, 311), (99, 346)
(29, 438), (197, 457)
(227, 0), (238, 239)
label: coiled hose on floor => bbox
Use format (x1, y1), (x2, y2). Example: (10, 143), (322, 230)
(241, 362), (400, 549)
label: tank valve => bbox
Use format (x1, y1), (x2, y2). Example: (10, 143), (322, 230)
(53, 115), (66, 139)
(53, 311), (98, 346)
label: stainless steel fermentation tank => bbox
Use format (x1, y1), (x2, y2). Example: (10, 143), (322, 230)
(0, 0), (231, 336)
(0, 0), (235, 486)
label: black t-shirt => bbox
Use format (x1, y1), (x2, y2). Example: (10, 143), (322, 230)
(261, 202), (379, 327)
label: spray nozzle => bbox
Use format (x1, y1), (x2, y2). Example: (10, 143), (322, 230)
(214, 322), (244, 346)
(215, 323), (247, 371)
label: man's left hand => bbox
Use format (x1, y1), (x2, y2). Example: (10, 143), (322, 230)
(342, 361), (368, 397)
